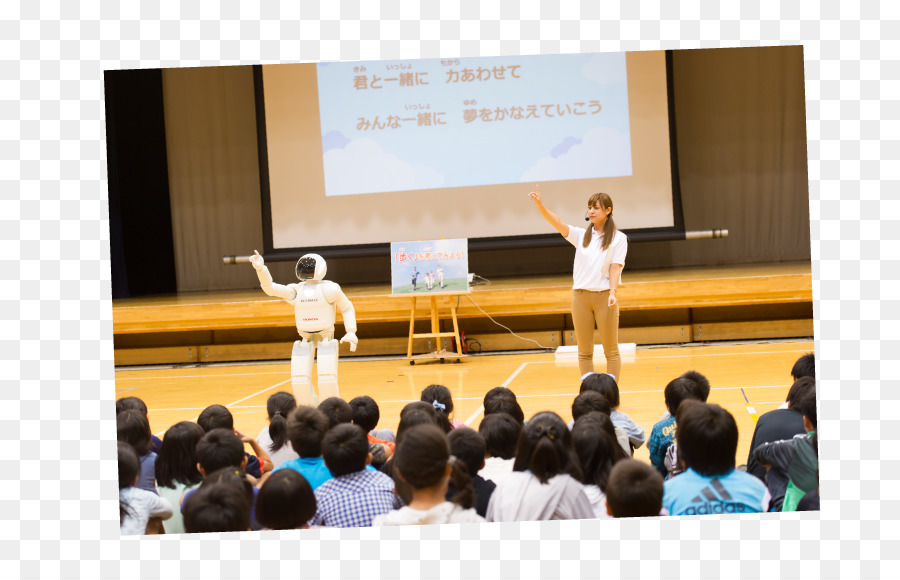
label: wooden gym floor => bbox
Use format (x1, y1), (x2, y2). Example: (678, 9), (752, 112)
(114, 339), (814, 467)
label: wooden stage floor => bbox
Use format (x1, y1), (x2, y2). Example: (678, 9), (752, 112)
(115, 339), (815, 468)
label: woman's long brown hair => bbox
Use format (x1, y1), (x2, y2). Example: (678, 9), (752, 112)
(583, 193), (616, 250)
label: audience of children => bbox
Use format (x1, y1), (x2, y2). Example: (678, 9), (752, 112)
(115, 397), (163, 454)
(256, 392), (300, 468)
(117, 354), (818, 535)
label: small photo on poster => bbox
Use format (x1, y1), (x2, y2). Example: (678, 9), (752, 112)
(390, 239), (469, 294)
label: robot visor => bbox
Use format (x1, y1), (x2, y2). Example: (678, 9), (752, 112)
(297, 257), (318, 280)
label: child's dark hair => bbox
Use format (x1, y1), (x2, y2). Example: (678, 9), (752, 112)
(513, 411), (582, 484)
(118, 441), (140, 524)
(183, 469), (253, 533)
(579, 373), (620, 408)
(116, 396), (148, 416)
(396, 409), (439, 444)
(572, 414), (628, 490)
(318, 397), (353, 429)
(155, 421), (204, 489)
(197, 404), (234, 432)
(195, 428), (245, 474)
(675, 401), (738, 477)
(483, 393), (525, 425)
(256, 469), (317, 530)
(349, 395), (380, 433)
(322, 423), (369, 477)
(483, 386), (517, 407)
(266, 392), (297, 454)
(664, 377), (698, 416)
(116, 409), (152, 455)
(286, 406), (330, 458)
(478, 412), (522, 460)
(420, 384), (455, 433)
(786, 376), (816, 409)
(679, 370), (711, 402)
(571, 390), (612, 421)
(395, 423), (474, 509)
(448, 427), (486, 478)
(400, 401), (437, 419)
(605, 459), (664, 518)
(795, 385), (817, 429)
(791, 352), (816, 380)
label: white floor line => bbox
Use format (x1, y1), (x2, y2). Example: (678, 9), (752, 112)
(152, 378), (292, 438)
(464, 361), (530, 425)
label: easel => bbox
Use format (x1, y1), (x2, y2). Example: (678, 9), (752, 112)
(406, 292), (468, 365)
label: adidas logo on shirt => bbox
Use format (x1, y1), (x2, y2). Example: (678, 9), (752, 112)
(683, 477), (752, 515)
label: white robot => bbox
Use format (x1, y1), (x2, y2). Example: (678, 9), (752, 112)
(250, 250), (358, 407)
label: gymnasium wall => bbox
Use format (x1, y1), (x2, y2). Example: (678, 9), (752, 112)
(158, 45), (809, 292)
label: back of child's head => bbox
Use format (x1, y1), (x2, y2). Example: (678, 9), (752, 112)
(266, 392), (297, 454)
(395, 423), (474, 509)
(115, 396), (148, 416)
(675, 401), (738, 477)
(118, 441), (140, 525)
(448, 427), (486, 478)
(678, 370), (710, 402)
(322, 423), (369, 477)
(791, 352), (816, 380)
(579, 373), (620, 408)
(478, 412), (522, 460)
(195, 428), (245, 474)
(183, 469), (252, 533)
(400, 400), (438, 418)
(155, 420), (205, 489)
(420, 384), (455, 433)
(318, 397), (353, 429)
(197, 404), (234, 432)
(513, 411), (582, 484)
(256, 469), (317, 530)
(572, 390), (612, 421)
(395, 409), (439, 444)
(605, 459), (664, 518)
(116, 409), (152, 455)
(572, 414), (628, 490)
(664, 377), (699, 416)
(786, 376), (816, 409)
(286, 405), (329, 458)
(483, 386), (517, 407)
(349, 395), (380, 433)
(483, 393), (525, 425)
(576, 412), (621, 446)
(795, 384), (817, 430)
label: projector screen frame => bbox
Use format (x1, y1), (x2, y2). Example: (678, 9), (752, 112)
(254, 50), (685, 261)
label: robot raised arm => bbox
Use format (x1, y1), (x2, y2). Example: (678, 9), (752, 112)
(323, 282), (358, 352)
(250, 250), (296, 301)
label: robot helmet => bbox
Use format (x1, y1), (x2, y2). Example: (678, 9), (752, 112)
(295, 253), (327, 281)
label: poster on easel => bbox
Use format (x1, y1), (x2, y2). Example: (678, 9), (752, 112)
(390, 239), (469, 294)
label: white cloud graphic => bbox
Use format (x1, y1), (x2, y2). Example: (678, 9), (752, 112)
(323, 138), (445, 196)
(519, 125), (633, 182)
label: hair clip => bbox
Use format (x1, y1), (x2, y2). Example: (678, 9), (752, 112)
(432, 400), (446, 412)
(447, 455), (457, 466)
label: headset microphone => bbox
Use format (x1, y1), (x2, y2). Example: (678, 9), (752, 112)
(584, 212), (590, 222)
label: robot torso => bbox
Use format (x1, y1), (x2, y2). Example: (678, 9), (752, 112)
(287, 281), (337, 333)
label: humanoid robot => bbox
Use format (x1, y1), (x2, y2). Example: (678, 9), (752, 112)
(250, 250), (358, 407)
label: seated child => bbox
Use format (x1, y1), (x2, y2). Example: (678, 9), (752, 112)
(571, 390), (631, 455)
(660, 370), (711, 478)
(154, 420), (205, 534)
(421, 384), (466, 432)
(119, 441), (172, 536)
(271, 406), (333, 490)
(447, 427), (496, 518)
(477, 412), (521, 486)
(372, 424), (484, 525)
(310, 424), (399, 527)
(116, 396), (163, 454)
(116, 409), (158, 494)
(183, 467), (255, 533)
(257, 392), (300, 468)
(198, 404), (273, 480)
(662, 401), (770, 516)
(572, 413), (629, 517)
(745, 376), (814, 481)
(648, 377), (700, 478)
(319, 397), (389, 466)
(605, 459), (665, 518)
(486, 411), (594, 522)
(350, 395), (396, 447)
(752, 385), (818, 512)
(483, 387), (525, 425)
(256, 469), (317, 530)
(579, 373), (645, 449)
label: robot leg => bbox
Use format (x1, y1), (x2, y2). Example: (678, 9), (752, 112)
(315, 338), (340, 401)
(291, 340), (319, 407)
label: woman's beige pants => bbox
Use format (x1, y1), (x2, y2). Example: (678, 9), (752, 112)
(572, 289), (621, 380)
